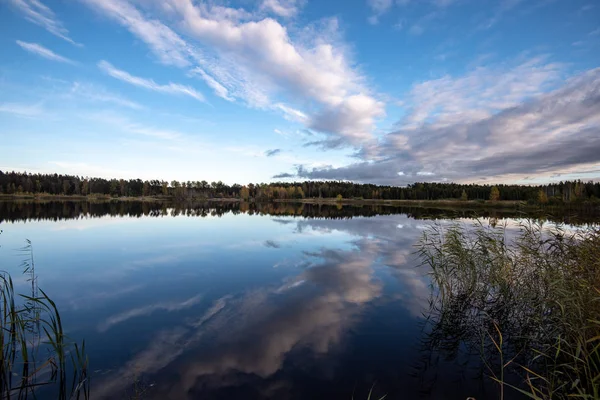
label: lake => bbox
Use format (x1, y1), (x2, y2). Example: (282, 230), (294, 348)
(0, 201), (597, 400)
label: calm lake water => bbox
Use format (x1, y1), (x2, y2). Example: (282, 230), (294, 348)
(0, 201), (597, 400)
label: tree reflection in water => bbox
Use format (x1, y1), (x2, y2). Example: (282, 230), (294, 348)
(1, 200), (599, 225)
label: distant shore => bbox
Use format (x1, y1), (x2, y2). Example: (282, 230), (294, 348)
(0, 193), (168, 202)
(0, 193), (242, 203)
(285, 198), (600, 212)
(291, 198), (526, 208)
(2, 193), (598, 211)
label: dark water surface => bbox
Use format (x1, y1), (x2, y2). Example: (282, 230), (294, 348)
(0, 201), (597, 399)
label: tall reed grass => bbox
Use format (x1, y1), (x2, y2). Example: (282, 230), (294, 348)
(418, 221), (600, 399)
(1, 237), (89, 399)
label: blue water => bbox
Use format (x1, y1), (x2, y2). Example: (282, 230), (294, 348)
(0, 204), (537, 399)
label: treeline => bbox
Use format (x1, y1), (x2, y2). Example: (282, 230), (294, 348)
(1, 170), (600, 204)
(2, 201), (598, 226)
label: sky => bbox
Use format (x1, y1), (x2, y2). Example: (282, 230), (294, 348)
(0, 0), (599, 186)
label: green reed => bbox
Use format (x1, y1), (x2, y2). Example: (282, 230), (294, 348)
(417, 220), (600, 399)
(1, 238), (90, 400)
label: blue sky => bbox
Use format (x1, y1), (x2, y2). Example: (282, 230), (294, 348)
(0, 0), (599, 185)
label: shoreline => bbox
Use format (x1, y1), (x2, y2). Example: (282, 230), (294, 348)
(1, 194), (598, 211)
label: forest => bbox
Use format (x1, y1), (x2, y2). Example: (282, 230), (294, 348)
(1, 170), (599, 204)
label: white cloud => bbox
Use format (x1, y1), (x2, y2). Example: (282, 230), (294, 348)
(432, 0), (460, 6)
(126, 125), (182, 140)
(16, 40), (77, 64)
(273, 103), (309, 123)
(260, 0), (301, 17)
(367, 0), (393, 24)
(82, 0), (384, 147)
(189, 68), (233, 101)
(8, 0), (80, 45)
(99, 294), (202, 332)
(283, 62), (600, 185)
(83, 111), (184, 140)
(369, 0), (393, 14)
(97, 60), (205, 102)
(367, 0), (393, 25)
(81, 0), (193, 66)
(69, 82), (143, 109)
(0, 102), (44, 117)
(409, 24), (424, 35)
(401, 56), (563, 129)
(309, 94), (385, 144)
(478, 0), (524, 30)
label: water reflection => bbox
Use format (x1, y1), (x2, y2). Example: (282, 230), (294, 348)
(85, 214), (495, 399)
(92, 237), (387, 399)
(1, 202), (596, 399)
(1, 199), (599, 225)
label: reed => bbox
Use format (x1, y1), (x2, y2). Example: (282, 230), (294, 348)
(1, 237), (90, 400)
(417, 220), (600, 399)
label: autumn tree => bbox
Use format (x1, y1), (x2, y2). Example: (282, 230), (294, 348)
(287, 186), (296, 199)
(489, 186), (500, 202)
(240, 186), (250, 200)
(460, 190), (468, 201)
(538, 189), (548, 204)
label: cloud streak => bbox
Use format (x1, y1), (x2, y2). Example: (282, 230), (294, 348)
(264, 149), (282, 157)
(69, 82), (143, 109)
(83, 112), (185, 140)
(0, 102), (45, 118)
(190, 68), (233, 101)
(98, 294), (203, 332)
(8, 0), (80, 45)
(98, 61), (205, 103)
(263, 240), (282, 248)
(260, 0), (302, 17)
(16, 40), (77, 64)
